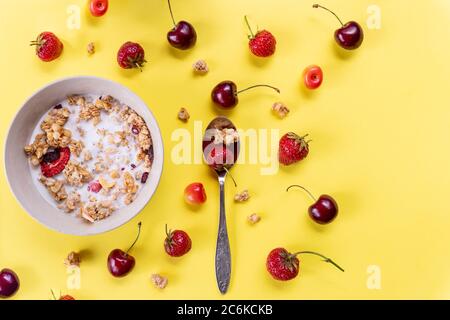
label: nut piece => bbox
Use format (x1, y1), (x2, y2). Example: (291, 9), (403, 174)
(234, 189), (250, 202)
(177, 107), (190, 122)
(192, 59), (209, 74)
(247, 213), (261, 225)
(151, 274), (168, 289)
(87, 42), (95, 55)
(64, 251), (81, 267)
(272, 102), (290, 119)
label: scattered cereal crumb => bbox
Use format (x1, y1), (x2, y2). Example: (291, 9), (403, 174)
(272, 102), (290, 119)
(247, 213), (261, 225)
(151, 274), (168, 289)
(234, 189), (250, 202)
(110, 170), (120, 179)
(64, 251), (81, 267)
(178, 107), (190, 122)
(76, 126), (85, 137)
(192, 59), (209, 74)
(87, 42), (95, 55)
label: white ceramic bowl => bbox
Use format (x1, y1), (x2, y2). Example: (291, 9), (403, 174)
(4, 76), (164, 235)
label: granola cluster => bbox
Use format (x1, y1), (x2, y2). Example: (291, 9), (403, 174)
(213, 128), (239, 145)
(81, 200), (116, 222)
(63, 161), (92, 187)
(39, 176), (67, 202)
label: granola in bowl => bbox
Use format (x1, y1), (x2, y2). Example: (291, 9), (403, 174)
(24, 94), (154, 223)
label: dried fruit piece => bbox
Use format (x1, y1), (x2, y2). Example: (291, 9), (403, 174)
(141, 172), (149, 184)
(88, 180), (102, 193)
(41, 147), (71, 177)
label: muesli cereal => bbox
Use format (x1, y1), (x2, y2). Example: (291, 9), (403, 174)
(24, 94), (154, 223)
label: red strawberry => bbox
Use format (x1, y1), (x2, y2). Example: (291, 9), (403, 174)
(266, 248), (299, 281)
(266, 247), (344, 281)
(40, 147), (70, 177)
(51, 290), (75, 300)
(278, 132), (310, 166)
(30, 32), (63, 62)
(164, 225), (192, 257)
(245, 16), (276, 57)
(117, 41), (146, 71)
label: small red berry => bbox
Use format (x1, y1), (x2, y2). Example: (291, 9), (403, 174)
(89, 0), (108, 17)
(184, 183), (207, 205)
(278, 132), (310, 166)
(245, 16), (276, 57)
(164, 225), (192, 257)
(117, 41), (147, 71)
(30, 32), (63, 62)
(303, 65), (323, 89)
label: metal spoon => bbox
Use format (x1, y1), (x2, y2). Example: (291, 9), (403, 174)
(203, 116), (240, 294)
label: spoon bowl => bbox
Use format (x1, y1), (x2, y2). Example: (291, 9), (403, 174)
(203, 116), (240, 294)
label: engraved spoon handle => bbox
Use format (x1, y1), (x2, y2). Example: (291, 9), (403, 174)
(215, 175), (231, 294)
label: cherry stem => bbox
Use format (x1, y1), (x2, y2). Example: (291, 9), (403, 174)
(286, 185), (316, 201)
(244, 15), (255, 38)
(291, 251), (345, 272)
(126, 222), (142, 254)
(237, 84), (280, 95)
(51, 289), (57, 300)
(224, 167), (237, 187)
(167, 0), (177, 27)
(313, 4), (344, 27)
(165, 223), (171, 237)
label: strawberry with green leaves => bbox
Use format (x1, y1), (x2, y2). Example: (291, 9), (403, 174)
(30, 32), (63, 62)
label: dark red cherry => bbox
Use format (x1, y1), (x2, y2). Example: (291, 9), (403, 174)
(211, 80), (280, 109)
(287, 185), (338, 224)
(107, 222), (142, 277)
(313, 4), (363, 50)
(0, 268), (20, 298)
(167, 0), (197, 50)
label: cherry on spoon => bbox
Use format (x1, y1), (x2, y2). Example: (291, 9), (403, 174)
(203, 116), (240, 294)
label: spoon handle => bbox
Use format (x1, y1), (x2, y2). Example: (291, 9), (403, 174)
(215, 176), (231, 294)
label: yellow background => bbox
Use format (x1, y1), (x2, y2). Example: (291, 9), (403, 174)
(0, 0), (450, 300)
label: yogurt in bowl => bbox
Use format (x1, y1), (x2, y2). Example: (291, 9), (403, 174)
(4, 76), (164, 235)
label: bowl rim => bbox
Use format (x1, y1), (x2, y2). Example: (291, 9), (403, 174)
(3, 75), (164, 236)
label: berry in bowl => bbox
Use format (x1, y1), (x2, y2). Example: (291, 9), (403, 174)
(4, 76), (163, 235)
